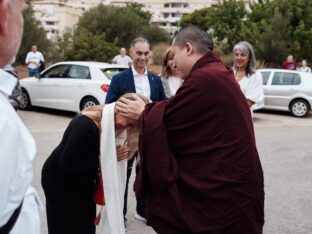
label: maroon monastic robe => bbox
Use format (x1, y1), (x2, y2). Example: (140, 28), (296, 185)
(135, 52), (264, 234)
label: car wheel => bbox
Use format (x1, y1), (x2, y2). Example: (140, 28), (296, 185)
(81, 97), (99, 111)
(290, 99), (310, 117)
(19, 89), (31, 110)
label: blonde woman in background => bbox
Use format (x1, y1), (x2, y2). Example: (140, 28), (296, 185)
(161, 48), (183, 98)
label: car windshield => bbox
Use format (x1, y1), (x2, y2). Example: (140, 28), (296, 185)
(101, 68), (126, 80)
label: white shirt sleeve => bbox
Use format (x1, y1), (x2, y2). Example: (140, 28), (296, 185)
(244, 71), (264, 105)
(0, 114), (19, 225)
(39, 52), (44, 62)
(0, 95), (36, 227)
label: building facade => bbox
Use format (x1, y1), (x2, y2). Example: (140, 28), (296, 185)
(32, 0), (84, 41)
(32, 0), (254, 40)
(137, 0), (219, 36)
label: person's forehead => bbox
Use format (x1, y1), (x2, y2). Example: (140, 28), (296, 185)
(133, 42), (150, 51)
(235, 48), (246, 55)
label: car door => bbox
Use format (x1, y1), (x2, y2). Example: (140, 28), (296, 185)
(58, 65), (91, 111)
(31, 64), (70, 108)
(264, 71), (300, 110)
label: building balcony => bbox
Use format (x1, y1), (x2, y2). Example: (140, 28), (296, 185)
(41, 16), (59, 22)
(160, 7), (191, 14)
(160, 25), (179, 35)
(157, 17), (181, 23)
(43, 24), (59, 31)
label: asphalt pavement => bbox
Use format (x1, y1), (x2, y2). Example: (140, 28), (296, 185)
(18, 108), (312, 234)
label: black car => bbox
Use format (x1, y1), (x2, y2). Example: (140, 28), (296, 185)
(4, 65), (22, 110)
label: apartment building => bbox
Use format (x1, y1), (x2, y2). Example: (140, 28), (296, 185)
(32, 0), (253, 40)
(137, 0), (219, 36)
(107, 0), (250, 36)
(32, 0), (84, 41)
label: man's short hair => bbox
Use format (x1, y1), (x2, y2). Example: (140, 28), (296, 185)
(173, 25), (213, 54)
(131, 37), (150, 49)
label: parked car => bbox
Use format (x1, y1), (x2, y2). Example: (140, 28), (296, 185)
(4, 65), (22, 110)
(258, 68), (312, 117)
(19, 61), (127, 112)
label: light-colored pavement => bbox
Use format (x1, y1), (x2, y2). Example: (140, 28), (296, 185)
(18, 108), (312, 234)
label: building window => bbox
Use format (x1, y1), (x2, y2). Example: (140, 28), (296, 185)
(171, 3), (183, 8)
(171, 13), (182, 18)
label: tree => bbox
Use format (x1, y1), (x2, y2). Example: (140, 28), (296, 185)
(180, 0), (247, 53)
(180, 7), (212, 30)
(48, 28), (74, 63)
(65, 29), (118, 62)
(180, 0), (312, 66)
(245, 0), (312, 66)
(140, 26), (170, 46)
(127, 2), (152, 23)
(16, 0), (51, 64)
(66, 4), (169, 62)
(76, 5), (147, 48)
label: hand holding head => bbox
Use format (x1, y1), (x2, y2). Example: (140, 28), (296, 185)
(115, 93), (148, 121)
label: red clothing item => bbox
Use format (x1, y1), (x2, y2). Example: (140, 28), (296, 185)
(135, 52), (264, 233)
(281, 61), (297, 70)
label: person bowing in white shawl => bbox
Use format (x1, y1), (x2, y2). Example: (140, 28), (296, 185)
(41, 93), (148, 234)
(98, 93), (149, 234)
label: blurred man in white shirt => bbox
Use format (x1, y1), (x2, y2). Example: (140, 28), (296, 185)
(0, 0), (40, 233)
(112, 47), (132, 67)
(25, 45), (44, 77)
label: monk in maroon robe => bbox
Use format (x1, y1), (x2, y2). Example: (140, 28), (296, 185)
(116, 26), (264, 234)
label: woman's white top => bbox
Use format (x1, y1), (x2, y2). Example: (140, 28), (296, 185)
(297, 66), (311, 73)
(236, 71), (264, 111)
(161, 76), (183, 98)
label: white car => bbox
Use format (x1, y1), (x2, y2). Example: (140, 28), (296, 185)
(258, 68), (312, 117)
(20, 61), (127, 112)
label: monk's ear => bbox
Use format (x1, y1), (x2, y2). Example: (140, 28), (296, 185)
(185, 42), (193, 56)
(0, 0), (9, 37)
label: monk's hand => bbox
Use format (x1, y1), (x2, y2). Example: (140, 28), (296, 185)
(116, 145), (130, 161)
(115, 94), (145, 120)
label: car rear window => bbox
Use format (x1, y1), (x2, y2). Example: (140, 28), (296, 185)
(67, 65), (90, 79)
(272, 72), (301, 85)
(101, 68), (126, 80)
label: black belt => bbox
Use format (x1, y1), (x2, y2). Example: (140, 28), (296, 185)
(0, 201), (23, 234)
